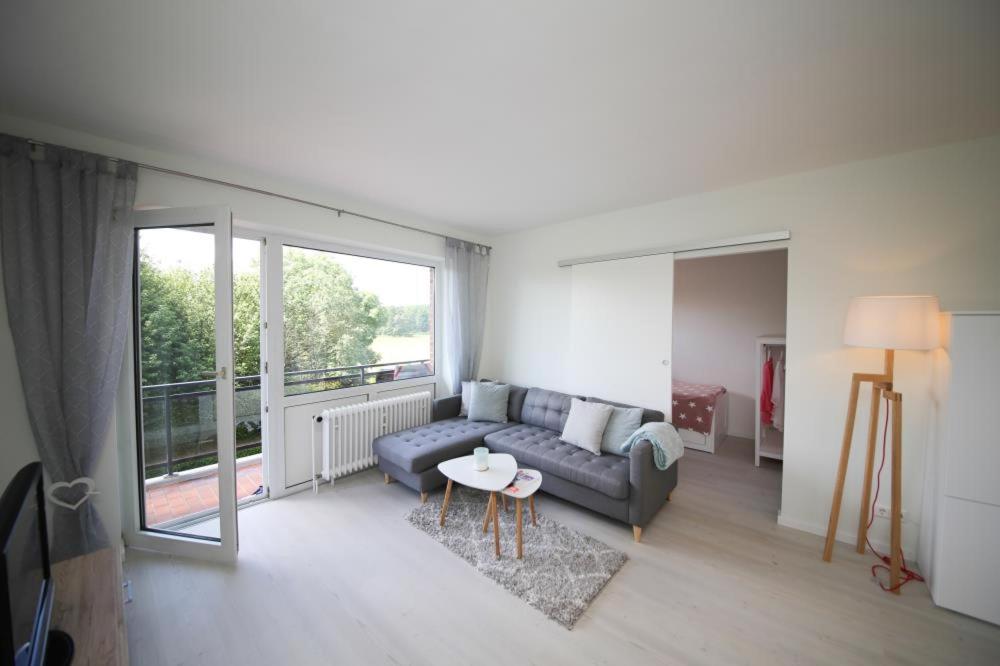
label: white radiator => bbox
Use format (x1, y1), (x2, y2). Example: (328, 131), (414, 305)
(312, 391), (433, 491)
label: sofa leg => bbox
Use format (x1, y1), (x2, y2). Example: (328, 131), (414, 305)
(384, 473), (395, 484)
(667, 491), (672, 502)
(420, 492), (428, 504)
(633, 525), (642, 543)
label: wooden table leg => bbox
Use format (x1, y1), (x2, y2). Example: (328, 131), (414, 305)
(482, 493), (494, 534)
(529, 495), (536, 526)
(439, 479), (453, 527)
(501, 494), (508, 512)
(491, 492), (501, 558)
(516, 498), (523, 559)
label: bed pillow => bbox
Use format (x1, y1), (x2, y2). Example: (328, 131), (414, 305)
(467, 381), (510, 423)
(561, 398), (614, 455)
(601, 406), (644, 456)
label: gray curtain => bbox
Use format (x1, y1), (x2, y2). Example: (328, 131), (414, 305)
(0, 134), (137, 561)
(442, 237), (490, 395)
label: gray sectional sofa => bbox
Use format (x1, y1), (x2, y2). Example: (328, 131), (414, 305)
(372, 384), (678, 541)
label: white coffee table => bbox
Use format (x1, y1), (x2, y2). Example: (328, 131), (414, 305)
(437, 453), (517, 558)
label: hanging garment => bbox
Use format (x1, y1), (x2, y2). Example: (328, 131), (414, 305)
(772, 356), (785, 432)
(760, 356), (774, 425)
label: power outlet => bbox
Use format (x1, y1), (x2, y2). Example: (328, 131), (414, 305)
(875, 505), (905, 521)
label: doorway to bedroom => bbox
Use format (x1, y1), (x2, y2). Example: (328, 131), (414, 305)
(671, 248), (787, 489)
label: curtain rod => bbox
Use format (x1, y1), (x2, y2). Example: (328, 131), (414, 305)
(24, 138), (491, 250)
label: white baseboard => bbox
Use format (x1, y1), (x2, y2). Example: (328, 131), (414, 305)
(776, 513), (914, 565)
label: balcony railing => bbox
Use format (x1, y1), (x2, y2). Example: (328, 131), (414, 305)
(140, 359), (432, 479)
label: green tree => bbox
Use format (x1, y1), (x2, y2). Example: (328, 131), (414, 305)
(233, 270), (261, 378)
(282, 249), (387, 372)
(138, 253), (262, 385)
(379, 304), (430, 337)
(138, 254), (216, 386)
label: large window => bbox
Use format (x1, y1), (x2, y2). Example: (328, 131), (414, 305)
(282, 246), (434, 396)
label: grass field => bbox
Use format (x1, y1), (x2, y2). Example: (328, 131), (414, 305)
(371, 334), (431, 364)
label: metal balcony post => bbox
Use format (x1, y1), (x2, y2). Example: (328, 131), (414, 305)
(164, 387), (175, 477)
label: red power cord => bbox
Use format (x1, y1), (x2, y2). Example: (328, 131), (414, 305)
(864, 395), (924, 592)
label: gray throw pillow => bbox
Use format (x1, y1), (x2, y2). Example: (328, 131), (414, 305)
(467, 382), (510, 423)
(601, 406), (644, 455)
(561, 398), (614, 455)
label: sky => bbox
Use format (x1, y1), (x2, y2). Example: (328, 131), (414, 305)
(139, 228), (431, 306)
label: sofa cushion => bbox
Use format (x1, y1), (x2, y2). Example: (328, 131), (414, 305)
(373, 417), (514, 473)
(484, 424), (630, 499)
(520, 388), (578, 431)
(586, 396), (664, 425)
(600, 406), (644, 456)
(468, 381), (511, 423)
(507, 384), (528, 423)
(561, 398), (614, 455)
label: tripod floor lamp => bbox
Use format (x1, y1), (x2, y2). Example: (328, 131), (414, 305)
(823, 295), (940, 593)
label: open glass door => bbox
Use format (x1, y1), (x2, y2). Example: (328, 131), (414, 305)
(123, 206), (238, 562)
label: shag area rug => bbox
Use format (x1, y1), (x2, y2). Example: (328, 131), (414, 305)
(407, 485), (627, 628)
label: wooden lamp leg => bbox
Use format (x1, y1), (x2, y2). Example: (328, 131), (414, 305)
(888, 391), (903, 594)
(824, 374), (862, 561)
(826, 349), (894, 562)
(856, 388), (882, 553)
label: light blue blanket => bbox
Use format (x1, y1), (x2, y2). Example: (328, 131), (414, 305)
(620, 422), (685, 471)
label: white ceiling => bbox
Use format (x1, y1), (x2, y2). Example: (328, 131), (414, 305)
(2, 1), (999, 234)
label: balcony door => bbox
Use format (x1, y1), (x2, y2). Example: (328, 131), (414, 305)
(122, 206), (239, 562)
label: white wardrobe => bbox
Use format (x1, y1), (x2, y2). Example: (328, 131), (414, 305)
(920, 312), (1000, 626)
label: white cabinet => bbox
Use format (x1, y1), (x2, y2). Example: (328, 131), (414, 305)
(920, 312), (1000, 625)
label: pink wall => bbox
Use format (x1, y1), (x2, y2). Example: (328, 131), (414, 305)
(673, 250), (787, 438)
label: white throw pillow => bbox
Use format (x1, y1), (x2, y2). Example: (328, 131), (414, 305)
(561, 398), (614, 455)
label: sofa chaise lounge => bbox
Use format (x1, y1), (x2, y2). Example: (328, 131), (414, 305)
(372, 384), (678, 542)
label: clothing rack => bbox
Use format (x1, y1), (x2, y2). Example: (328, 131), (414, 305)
(755, 335), (786, 467)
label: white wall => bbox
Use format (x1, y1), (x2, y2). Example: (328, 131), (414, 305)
(0, 114), (489, 546)
(481, 134), (1000, 556)
(673, 250), (787, 438)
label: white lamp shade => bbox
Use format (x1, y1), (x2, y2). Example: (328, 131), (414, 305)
(843, 295), (941, 350)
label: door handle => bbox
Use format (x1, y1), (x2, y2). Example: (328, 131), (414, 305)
(200, 367), (227, 379)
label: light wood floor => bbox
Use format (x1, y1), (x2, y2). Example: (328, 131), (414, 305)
(124, 437), (1000, 665)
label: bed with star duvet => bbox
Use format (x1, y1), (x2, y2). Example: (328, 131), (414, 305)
(672, 380), (728, 454)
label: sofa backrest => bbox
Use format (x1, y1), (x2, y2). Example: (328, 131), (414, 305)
(507, 384), (529, 423)
(520, 388), (578, 431)
(585, 396), (664, 425)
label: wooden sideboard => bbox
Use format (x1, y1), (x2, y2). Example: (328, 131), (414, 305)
(50, 547), (128, 665)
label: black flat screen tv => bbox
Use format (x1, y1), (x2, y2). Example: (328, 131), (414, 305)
(0, 463), (53, 666)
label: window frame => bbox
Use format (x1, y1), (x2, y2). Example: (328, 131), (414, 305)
(259, 231), (443, 411)
(279, 242), (437, 400)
